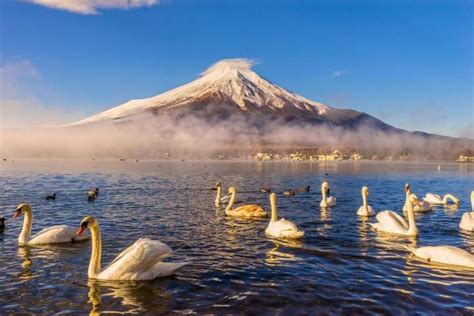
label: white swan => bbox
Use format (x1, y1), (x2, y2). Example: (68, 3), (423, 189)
(225, 186), (267, 218)
(408, 246), (474, 269)
(320, 181), (336, 207)
(370, 189), (419, 237)
(459, 191), (474, 232)
(214, 182), (231, 207)
(423, 193), (460, 206)
(402, 184), (432, 213)
(357, 186), (375, 217)
(265, 193), (304, 239)
(13, 203), (89, 246)
(76, 216), (187, 280)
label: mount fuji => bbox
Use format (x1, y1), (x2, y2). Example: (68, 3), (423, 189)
(67, 59), (397, 131)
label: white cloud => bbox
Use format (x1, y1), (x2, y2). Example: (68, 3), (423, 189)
(331, 70), (348, 78)
(27, 0), (160, 15)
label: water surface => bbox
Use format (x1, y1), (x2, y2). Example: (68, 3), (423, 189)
(0, 161), (473, 314)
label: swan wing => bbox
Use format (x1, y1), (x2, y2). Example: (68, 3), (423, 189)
(460, 212), (474, 231)
(99, 238), (174, 280)
(29, 225), (89, 245)
(411, 246), (474, 268)
(424, 193), (442, 205)
(265, 219), (304, 239)
(226, 204), (267, 218)
(373, 211), (409, 233)
(327, 196), (336, 206)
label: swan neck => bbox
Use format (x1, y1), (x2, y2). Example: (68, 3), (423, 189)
(89, 224), (102, 278)
(471, 191), (474, 211)
(362, 193), (368, 211)
(442, 194), (455, 204)
(406, 199), (417, 235)
(270, 196), (278, 222)
(226, 191), (236, 212)
(215, 186), (221, 206)
(322, 187), (327, 203)
(19, 211), (32, 245)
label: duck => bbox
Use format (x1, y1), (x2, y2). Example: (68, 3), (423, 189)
(88, 188), (99, 202)
(45, 193), (56, 200)
(402, 184), (431, 213)
(423, 192), (460, 206)
(407, 246), (474, 269)
(370, 188), (418, 237)
(214, 182), (231, 207)
(297, 186), (311, 192)
(459, 191), (474, 232)
(320, 181), (336, 207)
(76, 216), (187, 280)
(259, 187), (272, 193)
(0, 217), (5, 230)
(357, 186), (375, 217)
(265, 193), (304, 239)
(12, 203), (89, 246)
(225, 186), (267, 218)
(282, 190), (295, 196)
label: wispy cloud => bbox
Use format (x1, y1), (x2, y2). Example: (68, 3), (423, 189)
(0, 59), (82, 128)
(331, 70), (348, 78)
(27, 0), (160, 15)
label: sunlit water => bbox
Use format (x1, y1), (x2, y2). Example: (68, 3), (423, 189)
(0, 161), (473, 314)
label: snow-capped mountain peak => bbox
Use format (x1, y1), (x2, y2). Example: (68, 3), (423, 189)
(68, 58), (331, 126)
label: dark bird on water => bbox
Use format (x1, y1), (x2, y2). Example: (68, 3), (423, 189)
(297, 186), (311, 192)
(45, 193), (56, 200)
(260, 188), (272, 193)
(283, 190), (295, 196)
(0, 217), (5, 230)
(88, 188), (99, 202)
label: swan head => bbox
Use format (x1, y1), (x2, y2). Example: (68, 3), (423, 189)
(228, 186), (236, 194)
(321, 181), (330, 194)
(216, 182), (221, 189)
(12, 203), (32, 219)
(77, 216), (97, 236)
(404, 183), (411, 193)
(362, 186), (369, 196)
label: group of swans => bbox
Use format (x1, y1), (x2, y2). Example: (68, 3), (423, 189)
(11, 203), (187, 281)
(362, 185), (474, 268)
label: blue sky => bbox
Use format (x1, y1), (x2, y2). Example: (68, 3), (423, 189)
(0, 0), (472, 137)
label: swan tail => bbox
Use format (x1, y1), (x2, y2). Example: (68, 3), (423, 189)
(151, 261), (188, 278)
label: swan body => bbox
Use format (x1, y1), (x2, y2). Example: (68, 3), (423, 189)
(370, 187), (418, 237)
(423, 193), (460, 206)
(409, 246), (474, 268)
(13, 203), (89, 246)
(320, 181), (336, 207)
(77, 216), (187, 280)
(225, 186), (267, 218)
(459, 191), (474, 231)
(265, 193), (304, 239)
(357, 186), (375, 217)
(403, 199), (432, 213)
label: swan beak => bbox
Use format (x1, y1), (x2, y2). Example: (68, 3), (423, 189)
(12, 209), (21, 219)
(76, 226), (87, 236)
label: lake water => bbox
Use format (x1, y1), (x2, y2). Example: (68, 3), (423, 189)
(0, 161), (473, 314)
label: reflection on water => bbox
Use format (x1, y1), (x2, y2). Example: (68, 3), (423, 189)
(0, 161), (473, 313)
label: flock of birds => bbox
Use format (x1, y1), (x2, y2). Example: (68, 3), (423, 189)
(2, 181), (473, 282)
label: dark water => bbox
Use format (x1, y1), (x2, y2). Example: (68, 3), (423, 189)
(0, 161), (473, 314)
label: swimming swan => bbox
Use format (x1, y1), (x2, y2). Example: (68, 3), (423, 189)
(370, 190), (419, 237)
(402, 184), (431, 213)
(76, 216), (187, 280)
(408, 245), (474, 269)
(357, 186), (375, 217)
(265, 193), (304, 239)
(214, 182), (231, 207)
(320, 181), (336, 207)
(13, 203), (89, 246)
(459, 191), (474, 232)
(423, 193), (460, 206)
(225, 186), (267, 218)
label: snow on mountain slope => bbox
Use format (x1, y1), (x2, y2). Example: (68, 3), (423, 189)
(68, 59), (340, 126)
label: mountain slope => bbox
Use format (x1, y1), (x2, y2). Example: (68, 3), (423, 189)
(67, 59), (396, 131)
